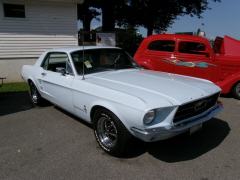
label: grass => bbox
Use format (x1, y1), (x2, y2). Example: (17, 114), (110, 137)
(0, 82), (29, 93)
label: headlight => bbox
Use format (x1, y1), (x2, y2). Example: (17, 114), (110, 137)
(143, 110), (156, 125)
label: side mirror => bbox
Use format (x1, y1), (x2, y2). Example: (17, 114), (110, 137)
(56, 67), (66, 76)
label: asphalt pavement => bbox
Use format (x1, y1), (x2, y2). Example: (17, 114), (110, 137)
(0, 92), (239, 180)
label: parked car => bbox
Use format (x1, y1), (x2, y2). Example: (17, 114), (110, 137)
(133, 34), (240, 99)
(22, 46), (223, 156)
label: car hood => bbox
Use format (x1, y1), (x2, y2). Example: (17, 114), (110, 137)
(224, 35), (240, 56)
(86, 69), (221, 107)
(214, 35), (240, 56)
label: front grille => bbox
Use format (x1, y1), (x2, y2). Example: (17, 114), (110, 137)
(173, 92), (220, 123)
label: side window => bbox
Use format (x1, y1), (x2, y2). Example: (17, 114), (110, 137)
(148, 40), (175, 52)
(41, 53), (73, 75)
(178, 41), (208, 55)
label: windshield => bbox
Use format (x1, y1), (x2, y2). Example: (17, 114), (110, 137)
(71, 48), (141, 75)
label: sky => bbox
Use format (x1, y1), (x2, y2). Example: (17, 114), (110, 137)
(78, 0), (240, 40)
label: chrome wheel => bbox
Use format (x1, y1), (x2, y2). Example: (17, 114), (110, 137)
(93, 109), (134, 156)
(235, 83), (240, 96)
(30, 84), (38, 103)
(29, 81), (45, 105)
(232, 82), (240, 100)
(97, 116), (117, 148)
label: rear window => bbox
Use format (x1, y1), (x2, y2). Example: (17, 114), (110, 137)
(148, 40), (175, 52)
(178, 41), (207, 55)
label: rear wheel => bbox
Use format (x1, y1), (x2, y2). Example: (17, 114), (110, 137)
(93, 109), (133, 157)
(29, 81), (45, 106)
(231, 81), (240, 100)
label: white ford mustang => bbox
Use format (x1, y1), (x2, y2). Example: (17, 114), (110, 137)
(21, 46), (223, 156)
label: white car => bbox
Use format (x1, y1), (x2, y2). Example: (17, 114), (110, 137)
(21, 46), (223, 156)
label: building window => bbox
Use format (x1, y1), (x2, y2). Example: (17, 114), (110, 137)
(3, 3), (26, 18)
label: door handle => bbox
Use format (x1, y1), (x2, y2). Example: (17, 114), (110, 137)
(41, 73), (46, 76)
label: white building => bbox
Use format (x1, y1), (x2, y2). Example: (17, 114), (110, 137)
(0, 0), (84, 82)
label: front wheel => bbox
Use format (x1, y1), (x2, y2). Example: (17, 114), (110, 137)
(93, 109), (133, 157)
(29, 81), (45, 106)
(231, 81), (240, 100)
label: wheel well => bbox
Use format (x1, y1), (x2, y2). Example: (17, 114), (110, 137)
(231, 80), (240, 93)
(90, 105), (111, 123)
(232, 81), (240, 88)
(27, 79), (33, 85)
(230, 80), (240, 99)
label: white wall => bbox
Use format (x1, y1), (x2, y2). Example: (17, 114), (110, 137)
(0, 0), (81, 82)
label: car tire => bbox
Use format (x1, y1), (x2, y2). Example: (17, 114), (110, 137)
(29, 81), (45, 106)
(93, 109), (133, 157)
(231, 81), (240, 100)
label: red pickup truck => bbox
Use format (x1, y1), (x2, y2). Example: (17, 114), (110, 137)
(134, 34), (240, 99)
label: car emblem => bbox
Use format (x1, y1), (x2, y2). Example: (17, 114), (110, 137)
(194, 99), (208, 112)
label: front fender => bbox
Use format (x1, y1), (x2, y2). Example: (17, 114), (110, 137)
(216, 72), (240, 93)
(90, 100), (143, 133)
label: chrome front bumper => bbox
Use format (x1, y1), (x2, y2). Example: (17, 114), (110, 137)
(130, 102), (224, 142)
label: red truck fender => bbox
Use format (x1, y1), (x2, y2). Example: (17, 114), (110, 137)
(216, 72), (240, 94)
(135, 58), (157, 70)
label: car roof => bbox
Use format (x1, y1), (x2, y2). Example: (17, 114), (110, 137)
(144, 34), (210, 43)
(46, 46), (121, 53)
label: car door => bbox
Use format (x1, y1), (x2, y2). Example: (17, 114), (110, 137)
(145, 39), (176, 73)
(39, 52), (75, 113)
(173, 40), (216, 81)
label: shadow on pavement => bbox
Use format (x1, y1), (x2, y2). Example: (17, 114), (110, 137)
(0, 91), (35, 116)
(54, 106), (93, 129)
(220, 93), (233, 99)
(124, 118), (230, 161)
(1, 92), (230, 162)
(53, 102), (230, 161)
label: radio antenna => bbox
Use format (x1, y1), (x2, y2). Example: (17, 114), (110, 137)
(82, 15), (85, 80)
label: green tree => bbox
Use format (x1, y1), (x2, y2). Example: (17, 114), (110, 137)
(77, 1), (100, 42)
(115, 0), (221, 36)
(78, 0), (220, 36)
(77, 1), (100, 32)
(98, 0), (127, 31)
(78, 0), (126, 32)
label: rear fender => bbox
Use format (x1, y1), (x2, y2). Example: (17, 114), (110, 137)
(22, 65), (42, 95)
(22, 66), (37, 86)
